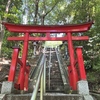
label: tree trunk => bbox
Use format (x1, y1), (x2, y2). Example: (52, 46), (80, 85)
(34, 0), (40, 25)
(0, 0), (11, 56)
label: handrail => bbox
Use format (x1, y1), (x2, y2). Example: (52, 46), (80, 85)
(48, 48), (52, 90)
(31, 48), (46, 100)
(55, 48), (71, 93)
(29, 53), (43, 79)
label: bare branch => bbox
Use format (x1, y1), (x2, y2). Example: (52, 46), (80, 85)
(45, 0), (60, 16)
(33, 0), (40, 24)
(4, 0), (11, 21)
(37, 0), (61, 25)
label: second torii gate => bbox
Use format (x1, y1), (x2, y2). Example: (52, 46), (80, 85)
(2, 22), (93, 91)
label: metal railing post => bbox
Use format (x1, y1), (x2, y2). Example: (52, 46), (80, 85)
(40, 70), (44, 100)
(48, 48), (51, 90)
(31, 63), (44, 100)
(55, 48), (71, 93)
(31, 48), (46, 100)
(43, 59), (46, 93)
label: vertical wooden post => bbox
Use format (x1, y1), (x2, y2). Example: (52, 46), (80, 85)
(17, 33), (29, 90)
(8, 47), (20, 81)
(24, 64), (30, 91)
(76, 47), (86, 80)
(67, 32), (78, 90)
(68, 65), (73, 88)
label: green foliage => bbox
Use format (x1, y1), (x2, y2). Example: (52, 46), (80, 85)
(1, 31), (14, 58)
(0, 0), (22, 58)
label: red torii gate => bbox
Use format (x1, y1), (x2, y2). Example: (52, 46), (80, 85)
(3, 22), (93, 91)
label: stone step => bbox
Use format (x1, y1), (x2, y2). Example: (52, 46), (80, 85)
(46, 49), (65, 92)
(5, 93), (84, 100)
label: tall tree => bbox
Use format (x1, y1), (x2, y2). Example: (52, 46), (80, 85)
(0, 0), (22, 57)
(0, 0), (11, 56)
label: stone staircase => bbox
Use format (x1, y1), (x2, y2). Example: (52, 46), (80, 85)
(0, 48), (95, 100)
(5, 93), (84, 100)
(46, 49), (64, 92)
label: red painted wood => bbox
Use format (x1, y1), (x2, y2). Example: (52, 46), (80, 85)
(3, 22), (93, 91)
(7, 36), (89, 41)
(24, 65), (30, 91)
(68, 66), (73, 88)
(67, 32), (79, 90)
(17, 58), (23, 66)
(3, 22), (93, 33)
(8, 48), (20, 81)
(76, 47), (86, 80)
(17, 33), (29, 90)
